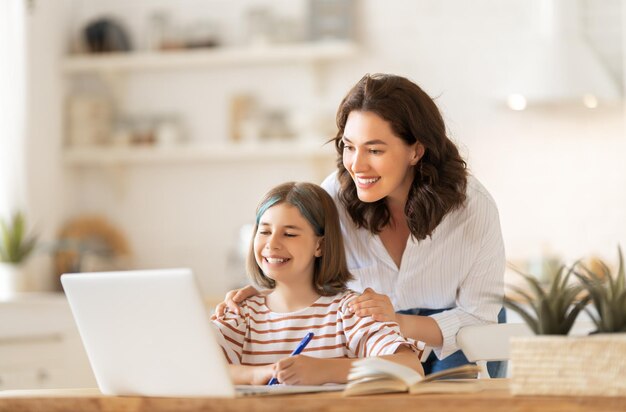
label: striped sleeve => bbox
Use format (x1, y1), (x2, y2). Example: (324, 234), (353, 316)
(210, 308), (248, 365)
(338, 293), (421, 358)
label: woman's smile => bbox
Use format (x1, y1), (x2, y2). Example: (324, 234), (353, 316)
(355, 176), (381, 189)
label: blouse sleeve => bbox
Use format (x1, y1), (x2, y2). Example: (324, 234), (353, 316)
(339, 293), (424, 359)
(429, 191), (506, 359)
(320, 171), (341, 199)
(210, 308), (248, 365)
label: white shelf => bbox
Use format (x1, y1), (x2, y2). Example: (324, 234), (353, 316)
(62, 41), (358, 73)
(63, 141), (337, 166)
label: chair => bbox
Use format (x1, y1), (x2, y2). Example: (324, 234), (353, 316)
(456, 323), (533, 379)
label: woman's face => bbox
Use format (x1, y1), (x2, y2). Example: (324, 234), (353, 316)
(342, 110), (422, 204)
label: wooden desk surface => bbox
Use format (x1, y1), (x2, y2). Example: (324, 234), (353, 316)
(1, 380), (626, 412)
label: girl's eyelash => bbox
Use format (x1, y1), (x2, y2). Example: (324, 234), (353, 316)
(257, 230), (298, 237)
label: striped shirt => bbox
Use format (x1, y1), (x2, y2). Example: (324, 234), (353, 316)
(321, 172), (505, 359)
(211, 290), (423, 365)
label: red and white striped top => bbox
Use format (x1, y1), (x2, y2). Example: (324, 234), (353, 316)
(211, 290), (423, 365)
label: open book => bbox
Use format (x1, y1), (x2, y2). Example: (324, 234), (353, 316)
(343, 358), (483, 396)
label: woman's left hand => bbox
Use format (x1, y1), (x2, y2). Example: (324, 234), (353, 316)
(348, 287), (397, 323)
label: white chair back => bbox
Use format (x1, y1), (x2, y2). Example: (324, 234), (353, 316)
(457, 319), (596, 378)
(456, 323), (533, 378)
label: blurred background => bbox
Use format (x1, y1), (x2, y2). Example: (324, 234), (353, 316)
(1, 0), (625, 391)
(2, 0), (626, 298)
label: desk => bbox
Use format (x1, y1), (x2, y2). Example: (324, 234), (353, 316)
(1, 380), (626, 412)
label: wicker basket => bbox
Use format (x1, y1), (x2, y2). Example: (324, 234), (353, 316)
(510, 334), (626, 396)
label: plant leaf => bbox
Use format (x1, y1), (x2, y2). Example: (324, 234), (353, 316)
(618, 246), (625, 293)
(583, 307), (601, 331)
(0, 212), (37, 263)
(503, 299), (539, 334)
(563, 295), (592, 334)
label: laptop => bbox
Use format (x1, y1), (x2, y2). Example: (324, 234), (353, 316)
(61, 268), (344, 397)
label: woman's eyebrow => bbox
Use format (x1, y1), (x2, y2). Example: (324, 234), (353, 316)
(364, 139), (387, 145)
(342, 136), (388, 146)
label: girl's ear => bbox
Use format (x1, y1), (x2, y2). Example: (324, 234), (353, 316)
(315, 237), (324, 257)
(410, 143), (425, 166)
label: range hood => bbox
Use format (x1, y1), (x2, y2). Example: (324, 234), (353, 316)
(504, 0), (620, 110)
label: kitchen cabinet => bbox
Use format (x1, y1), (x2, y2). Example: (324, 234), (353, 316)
(0, 294), (96, 390)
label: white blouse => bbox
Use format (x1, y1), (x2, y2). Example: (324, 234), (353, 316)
(321, 172), (505, 359)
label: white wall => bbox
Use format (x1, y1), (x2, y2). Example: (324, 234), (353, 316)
(25, 0), (73, 291)
(26, 0), (626, 297)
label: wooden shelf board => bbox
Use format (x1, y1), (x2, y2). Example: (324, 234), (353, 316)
(63, 141), (337, 166)
(62, 41), (358, 73)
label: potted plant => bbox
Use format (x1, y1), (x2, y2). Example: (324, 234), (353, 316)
(0, 212), (37, 299)
(505, 249), (626, 397)
(575, 248), (626, 333)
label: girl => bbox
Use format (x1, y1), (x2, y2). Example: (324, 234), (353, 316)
(211, 182), (423, 385)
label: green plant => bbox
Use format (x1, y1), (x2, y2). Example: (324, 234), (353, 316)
(504, 264), (591, 335)
(0, 212), (37, 264)
(575, 247), (626, 333)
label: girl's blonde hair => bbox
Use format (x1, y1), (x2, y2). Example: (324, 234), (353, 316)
(247, 182), (353, 296)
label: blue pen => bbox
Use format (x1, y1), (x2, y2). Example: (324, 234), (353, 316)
(267, 332), (314, 385)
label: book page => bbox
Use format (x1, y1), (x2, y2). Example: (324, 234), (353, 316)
(348, 358), (423, 386)
(344, 359), (482, 397)
(409, 379), (484, 395)
(343, 377), (408, 396)
(419, 364), (480, 383)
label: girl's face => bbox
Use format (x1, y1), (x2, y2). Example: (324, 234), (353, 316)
(254, 203), (322, 287)
(342, 110), (423, 205)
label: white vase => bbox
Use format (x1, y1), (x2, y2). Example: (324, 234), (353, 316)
(0, 263), (26, 300)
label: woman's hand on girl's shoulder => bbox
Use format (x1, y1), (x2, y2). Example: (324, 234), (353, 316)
(214, 285), (261, 317)
(348, 288), (397, 323)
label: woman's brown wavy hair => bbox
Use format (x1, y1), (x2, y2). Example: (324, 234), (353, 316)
(332, 73), (468, 241)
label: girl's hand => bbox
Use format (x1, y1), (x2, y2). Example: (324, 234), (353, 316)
(214, 285), (261, 317)
(348, 287), (397, 323)
(251, 363), (276, 386)
(273, 355), (328, 385)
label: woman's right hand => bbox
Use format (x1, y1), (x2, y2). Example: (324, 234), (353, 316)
(348, 287), (397, 323)
(214, 285), (261, 317)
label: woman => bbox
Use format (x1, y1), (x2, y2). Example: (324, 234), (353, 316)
(217, 73), (505, 376)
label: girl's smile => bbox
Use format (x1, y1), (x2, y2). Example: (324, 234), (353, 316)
(262, 256), (290, 265)
(254, 203), (322, 286)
